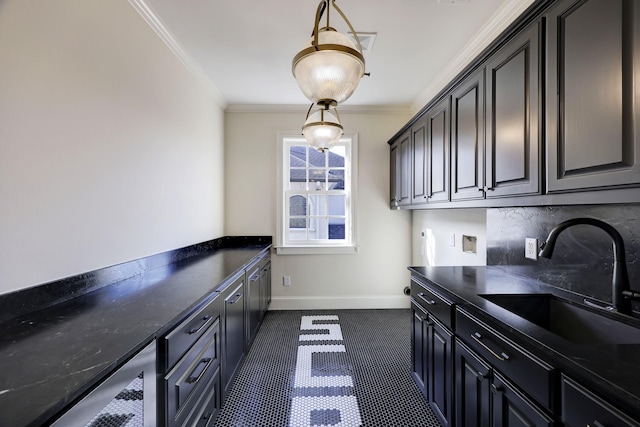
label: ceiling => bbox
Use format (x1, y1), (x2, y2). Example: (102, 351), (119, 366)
(135, 0), (535, 112)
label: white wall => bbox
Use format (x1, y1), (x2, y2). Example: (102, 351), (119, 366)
(0, 1), (225, 294)
(411, 209), (487, 266)
(225, 110), (413, 309)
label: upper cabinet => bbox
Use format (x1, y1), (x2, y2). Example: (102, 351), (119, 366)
(545, 0), (640, 192)
(485, 21), (541, 198)
(388, 0), (640, 210)
(451, 68), (485, 201)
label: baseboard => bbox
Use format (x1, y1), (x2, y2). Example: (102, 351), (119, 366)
(269, 295), (411, 310)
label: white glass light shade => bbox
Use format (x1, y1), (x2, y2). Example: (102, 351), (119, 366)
(292, 30), (365, 105)
(302, 109), (343, 152)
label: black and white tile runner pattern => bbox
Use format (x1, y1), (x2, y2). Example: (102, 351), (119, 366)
(84, 373), (144, 427)
(215, 309), (441, 427)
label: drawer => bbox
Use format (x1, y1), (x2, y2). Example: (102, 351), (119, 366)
(166, 318), (220, 427)
(187, 368), (220, 427)
(411, 277), (454, 330)
(164, 293), (220, 370)
(561, 375), (640, 427)
(456, 308), (556, 412)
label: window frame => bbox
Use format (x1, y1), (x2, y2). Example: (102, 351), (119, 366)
(276, 132), (358, 255)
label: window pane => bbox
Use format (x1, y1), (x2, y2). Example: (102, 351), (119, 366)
(289, 195), (307, 217)
(328, 146), (345, 167)
(308, 194), (327, 216)
(308, 149), (326, 167)
(328, 169), (344, 190)
(328, 218), (346, 240)
(290, 145), (306, 166)
(308, 217), (328, 240)
(328, 195), (345, 216)
(309, 168), (326, 185)
(289, 219), (307, 240)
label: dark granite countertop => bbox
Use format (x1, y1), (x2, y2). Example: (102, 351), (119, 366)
(409, 265), (640, 420)
(0, 242), (270, 427)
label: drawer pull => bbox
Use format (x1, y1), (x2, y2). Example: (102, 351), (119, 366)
(250, 274), (260, 281)
(491, 383), (503, 393)
(472, 332), (510, 361)
(187, 357), (213, 384)
(228, 293), (243, 304)
(418, 292), (436, 305)
(188, 315), (213, 335)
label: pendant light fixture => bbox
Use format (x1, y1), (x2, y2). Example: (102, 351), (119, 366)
(292, 0), (366, 107)
(292, 0), (367, 152)
(302, 104), (344, 153)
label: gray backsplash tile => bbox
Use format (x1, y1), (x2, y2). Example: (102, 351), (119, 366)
(487, 205), (640, 306)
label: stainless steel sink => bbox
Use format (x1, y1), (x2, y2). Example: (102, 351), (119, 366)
(479, 293), (640, 345)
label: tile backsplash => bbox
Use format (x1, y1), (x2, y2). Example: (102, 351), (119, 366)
(487, 205), (640, 306)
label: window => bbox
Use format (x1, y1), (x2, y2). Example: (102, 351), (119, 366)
(277, 133), (358, 254)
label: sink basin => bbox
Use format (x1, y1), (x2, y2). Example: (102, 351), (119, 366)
(479, 293), (640, 345)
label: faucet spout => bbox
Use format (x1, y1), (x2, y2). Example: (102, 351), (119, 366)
(538, 217), (632, 315)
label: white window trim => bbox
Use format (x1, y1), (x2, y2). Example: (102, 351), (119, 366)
(276, 131), (358, 255)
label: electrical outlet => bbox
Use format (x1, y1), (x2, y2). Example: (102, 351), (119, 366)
(525, 238), (538, 260)
(450, 233), (456, 247)
(283, 276), (291, 286)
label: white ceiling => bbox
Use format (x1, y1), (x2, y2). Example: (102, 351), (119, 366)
(135, 0), (535, 111)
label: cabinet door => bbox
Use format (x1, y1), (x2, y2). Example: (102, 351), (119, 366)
(546, 0), (640, 192)
(485, 22), (540, 198)
(260, 260), (271, 319)
(390, 141), (400, 208)
(451, 68), (485, 201)
(491, 373), (554, 427)
(427, 97), (451, 203)
(411, 301), (430, 396)
(561, 375), (640, 427)
(455, 339), (491, 427)
(222, 276), (245, 400)
(412, 116), (429, 204)
(246, 266), (261, 348)
(429, 319), (453, 427)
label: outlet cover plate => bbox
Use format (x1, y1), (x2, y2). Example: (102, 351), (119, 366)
(525, 238), (538, 260)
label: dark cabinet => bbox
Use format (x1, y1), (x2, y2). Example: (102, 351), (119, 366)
(426, 97), (451, 203)
(260, 258), (271, 319)
(561, 375), (640, 427)
(411, 276), (454, 427)
(221, 273), (246, 401)
(485, 21), (541, 198)
(412, 116), (429, 204)
(455, 339), (491, 427)
(454, 339), (553, 427)
(546, 0), (640, 192)
(245, 264), (261, 349)
(451, 67), (485, 201)
(390, 129), (411, 208)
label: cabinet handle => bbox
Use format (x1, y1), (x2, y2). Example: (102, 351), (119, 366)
(491, 383), (503, 393)
(418, 292), (436, 305)
(188, 314), (213, 335)
(478, 371), (488, 379)
(250, 274), (260, 281)
(472, 332), (510, 361)
(187, 357), (213, 384)
(228, 293), (243, 304)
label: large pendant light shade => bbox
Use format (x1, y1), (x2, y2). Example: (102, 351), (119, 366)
(293, 29), (365, 105)
(292, 0), (366, 106)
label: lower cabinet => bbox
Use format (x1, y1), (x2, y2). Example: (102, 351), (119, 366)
(561, 375), (640, 427)
(410, 279), (454, 427)
(160, 293), (221, 427)
(454, 339), (553, 427)
(221, 273), (246, 402)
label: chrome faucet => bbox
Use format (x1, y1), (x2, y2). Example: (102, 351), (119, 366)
(538, 217), (640, 315)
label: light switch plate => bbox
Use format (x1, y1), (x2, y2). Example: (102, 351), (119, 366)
(525, 238), (538, 260)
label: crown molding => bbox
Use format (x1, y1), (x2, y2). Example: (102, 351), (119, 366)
(410, 0), (536, 114)
(128, 0), (227, 109)
(225, 103), (412, 115)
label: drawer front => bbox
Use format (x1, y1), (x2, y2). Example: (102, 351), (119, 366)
(165, 293), (221, 371)
(411, 277), (454, 330)
(182, 366), (220, 427)
(561, 375), (640, 427)
(456, 308), (555, 412)
(166, 319), (220, 426)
